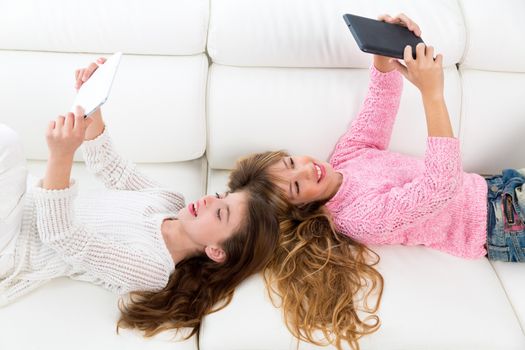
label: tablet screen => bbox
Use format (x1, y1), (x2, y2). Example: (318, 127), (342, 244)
(71, 52), (122, 117)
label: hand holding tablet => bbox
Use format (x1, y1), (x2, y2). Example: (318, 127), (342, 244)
(71, 52), (122, 117)
(343, 14), (424, 59)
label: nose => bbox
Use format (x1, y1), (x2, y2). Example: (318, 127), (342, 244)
(204, 194), (217, 205)
(198, 194), (216, 209)
(294, 162), (314, 181)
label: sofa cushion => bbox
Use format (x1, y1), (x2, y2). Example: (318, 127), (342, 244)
(26, 158), (207, 203)
(491, 261), (525, 333)
(207, 0), (465, 68)
(458, 69), (525, 175)
(459, 0), (525, 72)
(0, 278), (197, 350)
(200, 246), (525, 350)
(206, 65), (461, 170)
(0, 0), (209, 55)
(0, 51), (208, 163)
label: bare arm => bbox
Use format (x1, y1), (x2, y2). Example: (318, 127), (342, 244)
(42, 58), (107, 190)
(422, 94), (453, 137)
(84, 108), (105, 140)
(391, 43), (454, 138)
(43, 154), (74, 190)
(43, 109), (92, 190)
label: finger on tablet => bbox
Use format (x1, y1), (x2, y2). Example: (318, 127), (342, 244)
(64, 113), (75, 130)
(404, 45), (414, 63)
(396, 13), (422, 37)
(415, 43), (426, 60)
(378, 14), (393, 22)
(74, 105), (85, 118)
(435, 54), (443, 66)
(82, 62), (98, 82)
(75, 69), (82, 89)
(47, 120), (56, 133)
(426, 46), (435, 60)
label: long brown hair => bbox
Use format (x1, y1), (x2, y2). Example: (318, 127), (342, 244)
(117, 170), (281, 342)
(230, 151), (384, 350)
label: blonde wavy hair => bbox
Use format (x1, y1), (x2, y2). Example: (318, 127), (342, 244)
(229, 151), (384, 350)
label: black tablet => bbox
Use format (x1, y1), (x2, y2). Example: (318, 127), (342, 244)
(343, 14), (424, 59)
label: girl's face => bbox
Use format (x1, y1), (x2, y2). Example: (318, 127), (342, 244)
(269, 155), (342, 205)
(177, 191), (247, 262)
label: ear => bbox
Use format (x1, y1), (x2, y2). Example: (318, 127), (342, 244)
(204, 245), (226, 263)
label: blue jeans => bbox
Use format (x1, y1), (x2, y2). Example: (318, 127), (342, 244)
(485, 169), (525, 262)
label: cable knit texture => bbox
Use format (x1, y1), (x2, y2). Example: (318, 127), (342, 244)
(0, 128), (183, 306)
(326, 65), (488, 259)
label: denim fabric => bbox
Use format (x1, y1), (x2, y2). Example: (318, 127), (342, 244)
(485, 169), (525, 262)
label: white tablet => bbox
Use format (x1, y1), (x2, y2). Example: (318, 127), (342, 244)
(71, 52), (122, 117)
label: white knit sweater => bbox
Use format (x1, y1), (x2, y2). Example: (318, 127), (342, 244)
(0, 128), (183, 306)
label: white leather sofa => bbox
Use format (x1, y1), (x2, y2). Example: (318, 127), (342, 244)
(1, 0), (525, 349)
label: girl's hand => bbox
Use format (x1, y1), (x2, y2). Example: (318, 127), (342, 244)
(74, 57), (107, 140)
(390, 43), (444, 99)
(45, 107), (93, 160)
(373, 13), (422, 72)
(74, 57), (107, 90)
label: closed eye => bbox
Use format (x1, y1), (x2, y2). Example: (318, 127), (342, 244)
(290, 157), (295, 169)
(215, 192), (222, 220)
(295, 181), (300, 195)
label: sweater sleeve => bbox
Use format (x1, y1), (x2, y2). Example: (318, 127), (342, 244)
(82, 127), (161, 190)
(33, 180), (171, 294)
(334, 137), (463, 244)
(330, 65), (403, 167)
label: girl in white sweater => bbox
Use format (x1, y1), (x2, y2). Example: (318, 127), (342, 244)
(0, 59), (280, 340)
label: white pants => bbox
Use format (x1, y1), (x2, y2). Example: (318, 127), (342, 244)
(0, 124), (27, 275)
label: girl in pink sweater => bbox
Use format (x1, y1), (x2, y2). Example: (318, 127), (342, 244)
(231, 14), (525, 349)
(247, 14), (525, 263)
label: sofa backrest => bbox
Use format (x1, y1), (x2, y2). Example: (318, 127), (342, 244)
(457, 0), (525, 175)
(1, 0), (524, 195)
(206, 0), (525, 180)
(0, 0), (209, 164)
(206, 0), (465, 171)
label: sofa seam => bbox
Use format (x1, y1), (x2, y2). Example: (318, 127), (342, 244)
(457, 0), (470, 68)
(488, 261), (525, 334)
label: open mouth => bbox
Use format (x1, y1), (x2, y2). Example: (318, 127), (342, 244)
(314, 163), (325, 183)
(188, 202), (198, 217)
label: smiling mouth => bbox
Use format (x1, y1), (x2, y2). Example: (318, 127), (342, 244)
(188, 202), (198, 217)
(314, 163), (325, 183)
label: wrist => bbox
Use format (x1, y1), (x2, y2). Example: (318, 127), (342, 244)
(373, 56), (396, 73)
(44, 155), (74, 190)
(421, 91), (445, 103)
(48, 153), (74, 164)
(84, 111), (105, 141)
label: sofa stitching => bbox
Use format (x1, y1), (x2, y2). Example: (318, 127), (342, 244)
(457, 0), (470, 67)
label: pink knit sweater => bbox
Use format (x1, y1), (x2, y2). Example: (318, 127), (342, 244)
(326, 66), (488, 259)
